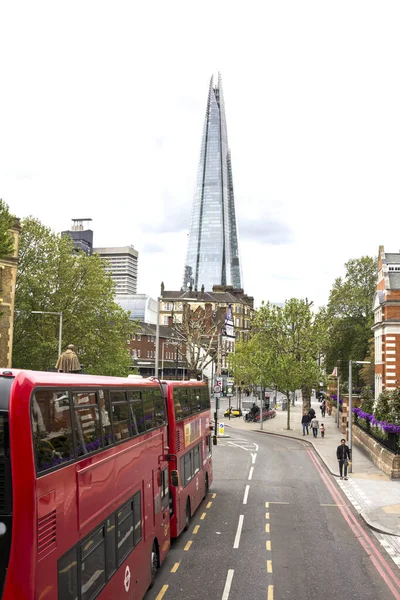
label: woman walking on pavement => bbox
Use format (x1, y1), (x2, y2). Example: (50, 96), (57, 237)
(310, 416), (319, 438)
(320, 399), (326, 417)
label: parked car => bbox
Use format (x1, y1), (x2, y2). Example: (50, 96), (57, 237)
(223, 407), (242, 418)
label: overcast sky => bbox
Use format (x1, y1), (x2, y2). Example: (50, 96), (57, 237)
(1, 1), (400, 309)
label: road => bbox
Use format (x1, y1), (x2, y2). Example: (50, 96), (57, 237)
(145, 428), (400, 600)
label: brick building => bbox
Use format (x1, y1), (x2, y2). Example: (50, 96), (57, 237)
(128, 322), (187, 379)
(160, 285), (254, 342)
(0, 218), (20, 367)
(159, 285), (254, 384)
(373, 246), (400, 398)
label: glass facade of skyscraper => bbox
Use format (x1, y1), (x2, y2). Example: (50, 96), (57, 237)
(183, 74), (242, 291)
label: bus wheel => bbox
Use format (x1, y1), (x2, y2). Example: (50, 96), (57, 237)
(184, 498), (191, 531)
(149, 542), (159, 588)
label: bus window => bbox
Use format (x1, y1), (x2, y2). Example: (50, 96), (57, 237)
(180, 451), (193, 487)
(193, 389), (201, 412)
(110, 392), (130, 442)
(173, 388), (183, 420)
(193, 444), (201, 474)
(98, 390), (112, 446)
(142, 389), (156, 430)
(0, 412), (9, 457)
(58, 547), (78, 600)
(201, 386), (210, 410)
(127, 391), (146, 435)
(133, 492), (142, 546)
(161, 467), (169, 510)
(106, 514), (116, 578)
(73, 394), (101, 456)
(117, 499), (134, 565)
(154, 387), (166, 425)
(32, 391), (75, 473)
(180, 388), (191, 418)
(80, 526), (106, 600)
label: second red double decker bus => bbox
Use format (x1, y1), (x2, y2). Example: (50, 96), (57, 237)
(163, 380), (213, 538)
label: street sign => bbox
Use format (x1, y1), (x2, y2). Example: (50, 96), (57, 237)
(213, 384), (221, 394)
(227, 387), (233, 395)
(217, 379), (222, 387)
(219, 423), (225, 436)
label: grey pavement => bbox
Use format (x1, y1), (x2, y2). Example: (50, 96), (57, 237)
(215, 393), (400, 559)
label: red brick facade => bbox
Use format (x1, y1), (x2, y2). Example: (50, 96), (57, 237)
(372, 246), (400, 398)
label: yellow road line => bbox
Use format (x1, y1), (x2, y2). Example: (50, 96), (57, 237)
(268, 584), (274, 600)
(171, 562), (180, 573)
(207, 501), (212, 508)
(267, 560), (273, 573)
(200, 512), (206, 520)
(320, 503), (344, 507)
(212, 493), (216, 498)
(155, 584), (169, 600)
(265, 523), (270, 533)
(265, 502), (269, 508)
(266, 540), (271, 551)
(265, 512), (270, 519)
(184, 541), (192, 551)
(193, 525), (200, 534)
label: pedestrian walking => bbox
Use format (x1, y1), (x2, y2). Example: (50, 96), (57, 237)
(301, 411), (310, 435)
(320, 399), (326, 417)
(336, 438), (351, 480)
(310, 416), (319, 438)
(320, 423), (325, 438)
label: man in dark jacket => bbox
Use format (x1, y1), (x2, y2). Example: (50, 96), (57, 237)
(301, 412), (310, 435)
(336, 439), (351, 480)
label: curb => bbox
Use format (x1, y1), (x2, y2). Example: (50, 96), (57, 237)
(359, 511), (400, 537)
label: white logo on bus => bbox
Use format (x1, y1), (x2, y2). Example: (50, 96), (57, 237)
(124, 566), (131, 592)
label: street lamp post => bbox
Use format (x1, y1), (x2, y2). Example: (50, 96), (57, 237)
(31, 311), (63, 358)
(155, 297), (161, 378)
(348, 359), (370, 473)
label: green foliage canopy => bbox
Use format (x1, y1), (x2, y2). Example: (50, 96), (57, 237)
(230, 298), (327, 426)
(13, 218), (136, 376)
(324, 256), (377, 383)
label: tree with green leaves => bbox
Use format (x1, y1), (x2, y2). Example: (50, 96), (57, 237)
(13, 217), (136, 375)
(360, 385), (374, 413)
(389, 388), (400, 425)
(374, 390), (391, 422)
(230, 299), (326, 429)
(0, 199), (15, 259)
(324, 256), (377, 384)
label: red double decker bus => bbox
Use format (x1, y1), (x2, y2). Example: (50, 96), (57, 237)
(0, 370), (171, 600)
(164, 380), (213, 538)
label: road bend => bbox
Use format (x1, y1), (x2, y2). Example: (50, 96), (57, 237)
(145, 430), (399, 600)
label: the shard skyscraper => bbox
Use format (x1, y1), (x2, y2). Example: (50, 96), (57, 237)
(183, 74), (242, 292)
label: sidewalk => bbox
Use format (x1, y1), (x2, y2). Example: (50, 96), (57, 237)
(215, 395), (400, 538)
